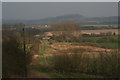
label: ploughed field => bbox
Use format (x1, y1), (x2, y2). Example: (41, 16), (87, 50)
(43, 43), (113, 56)
(81, 29), (119, 35)
(32, 42), (115, 64)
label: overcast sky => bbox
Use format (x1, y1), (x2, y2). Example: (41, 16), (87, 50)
(2, 0), (120, 2)
(3, 2), (118, 20)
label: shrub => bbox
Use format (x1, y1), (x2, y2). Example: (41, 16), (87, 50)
(52, 35), (95, 43)
(49, 50), (120, 77)
(2, 35), (32, 78)
(51, 53), (84, 73)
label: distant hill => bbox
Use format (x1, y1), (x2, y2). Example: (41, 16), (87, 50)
(84, 16), (118, 25)
(25, 14), (85, 25)
(3, 14), (118, 26)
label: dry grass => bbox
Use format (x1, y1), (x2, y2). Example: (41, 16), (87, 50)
(81, 29), (119, 35)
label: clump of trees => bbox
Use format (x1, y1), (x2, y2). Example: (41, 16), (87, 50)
(51, 50), (120, 78)
(50, 21), (81, 42)
(2, 35), (28, 77)
(51, 21), (80, 32)
(37, 49), (120, 78)
(51, 21), (80, 36)
(2, 24), (34, 78)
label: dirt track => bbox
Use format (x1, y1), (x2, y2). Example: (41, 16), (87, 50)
(48, 44), (112, 54)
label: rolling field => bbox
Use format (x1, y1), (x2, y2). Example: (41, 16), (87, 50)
(81, 29), (119, 35)
(83, 25), (118, 27)
(29, 33), (119, 78)
(55, 42), (118, 49)
(97, 43), (118, 49)
(30, 42), (120, 78)
(83, 35), (119, 49)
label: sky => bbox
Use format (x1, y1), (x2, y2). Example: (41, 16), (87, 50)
(0, 2), (1, 20)
(2, 0), (120, 2)
(2, 2), (118, 20)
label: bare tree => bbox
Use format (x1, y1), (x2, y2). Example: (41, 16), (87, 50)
(50, 21), (81, 37)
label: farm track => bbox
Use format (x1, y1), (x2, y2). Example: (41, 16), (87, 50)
(50, 44), (111, 51)
(43, 44), (112, 56)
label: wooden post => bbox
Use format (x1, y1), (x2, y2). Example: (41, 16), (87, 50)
(22, 28), (27, 77)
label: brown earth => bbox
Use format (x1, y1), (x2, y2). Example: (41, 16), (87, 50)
(43, 44), (112, 55)
(81, 29), (119, 35)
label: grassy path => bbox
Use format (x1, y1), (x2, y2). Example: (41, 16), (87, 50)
(28, 69), (100, 78)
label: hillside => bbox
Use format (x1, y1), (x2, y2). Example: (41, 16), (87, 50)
(3, 14), (118, 26)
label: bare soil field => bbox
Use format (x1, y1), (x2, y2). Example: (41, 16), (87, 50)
(81, 29), (119, 35)
(44, 44), (112, 56)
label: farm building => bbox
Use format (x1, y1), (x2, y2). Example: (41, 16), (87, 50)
(42, 32), (53, 40)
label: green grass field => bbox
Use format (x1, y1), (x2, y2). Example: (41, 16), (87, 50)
(87, 35), (119, 40)
(90, 35), (119, 49)
(55, 42), (118, 49)
(98, 43), (118, 49)
(84, 35), (119, 49)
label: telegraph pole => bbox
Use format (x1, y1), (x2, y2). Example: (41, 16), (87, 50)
(22, 27), (27, 77)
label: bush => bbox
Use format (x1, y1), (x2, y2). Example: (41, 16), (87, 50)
(49, 50), (120, 77)
(2, 35), (32, 78)
(51, 53), (84, 73)
(52, 35), (95, 43)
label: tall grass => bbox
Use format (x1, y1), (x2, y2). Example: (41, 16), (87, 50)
(49, 49), (120, 78)
(39, 40), (49, 55)
(36, 47), (120, 78)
